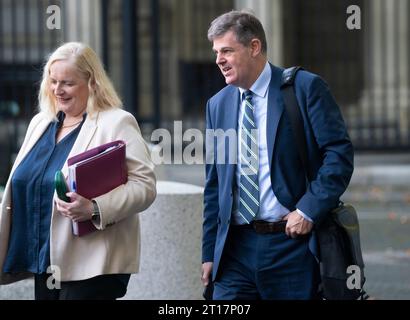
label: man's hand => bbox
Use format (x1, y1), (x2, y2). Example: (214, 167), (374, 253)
(282, 210), (313, 238)
(201, 262), (213, 286)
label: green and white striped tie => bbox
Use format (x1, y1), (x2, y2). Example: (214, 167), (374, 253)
(238, 90), (259, 224)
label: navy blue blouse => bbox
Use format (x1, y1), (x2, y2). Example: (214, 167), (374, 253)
(3, 112), (85, 274)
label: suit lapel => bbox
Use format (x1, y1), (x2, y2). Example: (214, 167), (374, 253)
(266, 64), (285, 173)
(61, 113), (98, 177)
(21, 121), (50, 160)
(222, 87), (240, 191)
(221, 87), (240, 132)
(10, 117), (51, 177)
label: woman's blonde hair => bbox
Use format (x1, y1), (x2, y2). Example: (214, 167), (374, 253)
(38, 42), (122, 120)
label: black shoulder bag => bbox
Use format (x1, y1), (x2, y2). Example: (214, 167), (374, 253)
(280, 66), (368, 300)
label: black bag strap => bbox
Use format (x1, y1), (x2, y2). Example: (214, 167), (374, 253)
(280, 67), (344, 205)
(281, 67), (365, 262)
(280, 66), (312, 181)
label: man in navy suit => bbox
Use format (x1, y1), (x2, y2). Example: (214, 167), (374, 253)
(201, 10), (353, 299)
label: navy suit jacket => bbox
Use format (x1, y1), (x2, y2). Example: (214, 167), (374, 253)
(202, 64), (354, 281)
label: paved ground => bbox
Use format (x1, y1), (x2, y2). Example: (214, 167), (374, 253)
(0, 153), (409, 300)
(3, 206), (406, 300)
(154, 158), (410, 300)
(353, 205), (410, 299)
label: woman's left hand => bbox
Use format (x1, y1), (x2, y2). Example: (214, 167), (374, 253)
(55, 192), (93, 222)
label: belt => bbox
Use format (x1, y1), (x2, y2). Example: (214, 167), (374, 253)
(232, 220), (287, 234)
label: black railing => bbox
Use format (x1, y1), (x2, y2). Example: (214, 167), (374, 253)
(0, 0), (64, 184)
(283, 0), (409, 150)
(0, 0), (409, 185)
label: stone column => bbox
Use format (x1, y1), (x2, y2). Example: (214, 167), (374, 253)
(350, 0), (409, 144)
(235, 0), (284, 66)
(63, 0), (102, 56)
(123, 181), (204, 299)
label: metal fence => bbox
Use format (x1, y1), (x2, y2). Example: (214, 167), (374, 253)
(0, 0), (409, 183)
(283, 0), (409, 150)
(134, 0), (409, 153)
(0, 0), (64, 184)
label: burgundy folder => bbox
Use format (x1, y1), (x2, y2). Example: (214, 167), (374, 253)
(67, 140), (127, 236)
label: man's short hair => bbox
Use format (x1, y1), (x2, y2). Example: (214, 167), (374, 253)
(208, 10), (267, 54)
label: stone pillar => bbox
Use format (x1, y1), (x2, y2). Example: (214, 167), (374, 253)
(235, 0), (284, 66)
(367, 0), (408, 100)
(63, 0), (102, 56)
(123, 181), (204, 300)
(350, 0), (409, 144)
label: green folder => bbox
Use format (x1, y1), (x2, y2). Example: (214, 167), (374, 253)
(54, 170), (70, 202)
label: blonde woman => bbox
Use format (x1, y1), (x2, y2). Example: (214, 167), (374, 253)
(0, 42), (156, 299)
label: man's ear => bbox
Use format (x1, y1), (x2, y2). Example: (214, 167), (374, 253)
(250, 38), (262, 57)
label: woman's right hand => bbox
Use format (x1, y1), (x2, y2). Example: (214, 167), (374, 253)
(55, 192), (94, 222)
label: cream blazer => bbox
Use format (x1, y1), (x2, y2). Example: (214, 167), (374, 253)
(0, 108), (156, 284)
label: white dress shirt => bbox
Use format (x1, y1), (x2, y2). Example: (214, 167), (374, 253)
(232, 62), (312, 225)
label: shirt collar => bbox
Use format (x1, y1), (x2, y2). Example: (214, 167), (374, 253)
(239, 62), (271, 99)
